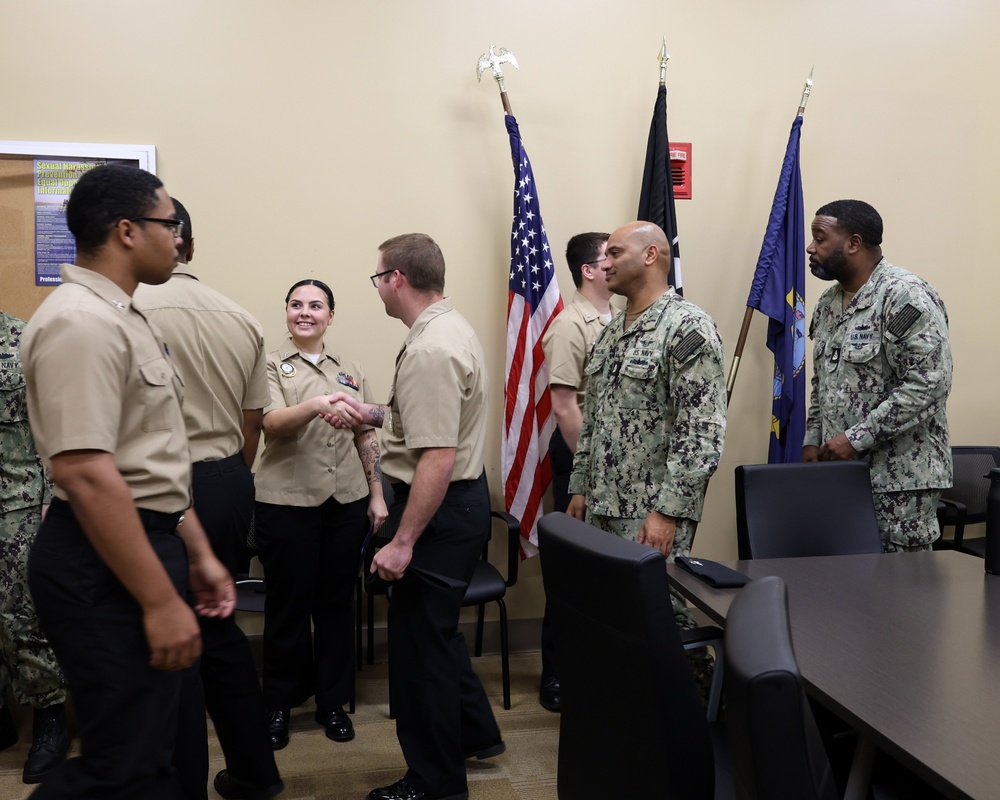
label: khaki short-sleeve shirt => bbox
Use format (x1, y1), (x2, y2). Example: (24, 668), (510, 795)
(542, 291), (609, 407)
(380, 298), (488, 484)
(254, 340), (373, 506)
(22, 264), (191, 513)
(135, 267), (269, 462)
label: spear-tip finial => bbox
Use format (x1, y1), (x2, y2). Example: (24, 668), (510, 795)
(658, 36), (670, 84)
(798, 66), (814, 116)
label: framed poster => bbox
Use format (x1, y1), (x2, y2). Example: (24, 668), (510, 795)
(0, 142), (156, 317)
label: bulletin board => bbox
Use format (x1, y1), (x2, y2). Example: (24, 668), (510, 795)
(0, 141), (156, 320)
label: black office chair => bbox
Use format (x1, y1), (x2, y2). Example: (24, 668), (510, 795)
(936, 446), (1000, 556)
(364, 474), (521, 710)
(725, 575), (838, 800)
(538, 512), (716, 800)
(234, 509), (266, 613)
(735, 462), (883, 559)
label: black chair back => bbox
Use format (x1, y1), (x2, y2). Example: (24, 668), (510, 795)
(725, 575), (838, 800)
(538, 512), (714, 800)
(735, 462), (882, 559)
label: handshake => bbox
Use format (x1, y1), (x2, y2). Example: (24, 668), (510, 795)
(318, 392), (380, 431)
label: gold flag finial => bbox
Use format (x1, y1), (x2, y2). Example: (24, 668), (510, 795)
(658, 37), (670, 85)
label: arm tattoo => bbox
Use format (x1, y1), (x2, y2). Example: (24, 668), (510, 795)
(370, 404), (385, 428)
(355, 429), (383, 485)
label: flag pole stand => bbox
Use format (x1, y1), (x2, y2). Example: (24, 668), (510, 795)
(726, 68), (814, 407)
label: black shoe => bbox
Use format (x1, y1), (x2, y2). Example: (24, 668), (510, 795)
(314, 707), (354, 742)
(266, 709), (289, 750)
(0, 706), (17, 751)
(22, 704), (70, 784)
(464, 738), (506, 760)
(539, 676), (561, 712)
(367, 778), (468, 800)
(213, 769), (285, 800)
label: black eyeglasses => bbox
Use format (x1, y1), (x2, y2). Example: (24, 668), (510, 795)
(370, 269), (404, 288)
(586, 258), (607, 266)
(129, 217), (184, 237)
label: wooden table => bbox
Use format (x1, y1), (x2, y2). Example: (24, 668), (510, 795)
(668, 550), (1000, 800)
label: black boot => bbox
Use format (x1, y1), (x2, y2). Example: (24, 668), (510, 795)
(22, 704), (70, 784)
(266, 709), (290, 750)
(0, 706), (17, 751)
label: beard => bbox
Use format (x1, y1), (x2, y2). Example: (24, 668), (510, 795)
(809, 244), (849, 282)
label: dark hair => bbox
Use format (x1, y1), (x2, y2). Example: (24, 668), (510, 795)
(378, 233), (445, 293)
(66, 164), (164, 255)
(565, 232), (610, 288)
(815, 200), (883, 248)
(285, 279), (335, 309)
(171, 196), (193, 251)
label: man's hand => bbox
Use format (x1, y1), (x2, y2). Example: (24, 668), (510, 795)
(368, 493), (389, 532)
(143, 595), (202, 671)
(566, 495), (586, 521)
(819, 433), (857, 461)
(319, 393), (364, 429)
(637, 510), (676, 555)
(371, 538), (413, 582)
(802, 445), (821, 462)
(189, 554), (236, 620)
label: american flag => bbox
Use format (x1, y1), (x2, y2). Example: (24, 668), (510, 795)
(502, 114), (563, 555)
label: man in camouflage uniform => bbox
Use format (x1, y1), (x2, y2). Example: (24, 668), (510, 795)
(803, 199), (952, 552)
(0, 310), (69, 783)
(566, 221), (727, 640)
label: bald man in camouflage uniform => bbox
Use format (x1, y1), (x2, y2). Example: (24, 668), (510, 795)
(803, 199), (952, 551)
(0, 310), (68, 783)
(567, 222), (726, 646)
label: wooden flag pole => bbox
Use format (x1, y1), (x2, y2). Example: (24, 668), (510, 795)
(726, 68), (814, 406)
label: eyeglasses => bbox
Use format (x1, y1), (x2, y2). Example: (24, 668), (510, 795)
(129, 217), (184, 237)
(586, 258), (607, 267)
(370, 269), (404, 288)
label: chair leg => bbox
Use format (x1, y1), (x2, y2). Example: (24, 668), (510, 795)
(705, 641), (723, 723)
(475, 604), (485, 657)
(367, 593), (376, 665)
(356, 575), (363, 672)
(497, 599), (510, 710)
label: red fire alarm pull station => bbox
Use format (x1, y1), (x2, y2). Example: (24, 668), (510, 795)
(670, 142), (692, 199)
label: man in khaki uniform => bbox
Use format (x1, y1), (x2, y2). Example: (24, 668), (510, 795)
(536, 231), (612, 711)
(327, 233), (502, 800)
(135, 198), (282, 800)
(21, 164), (235, 800)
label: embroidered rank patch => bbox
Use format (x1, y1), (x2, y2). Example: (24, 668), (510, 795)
(671, 330), (706, 362)
(887, 304), (921, 337)
(337, 372), (360, 391)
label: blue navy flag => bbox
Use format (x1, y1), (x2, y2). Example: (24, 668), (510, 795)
(746, 115), (806, 463)
(638, 84), (682, 294)
(502, 114), (563, 555)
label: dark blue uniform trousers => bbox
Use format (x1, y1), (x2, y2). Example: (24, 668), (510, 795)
(388, 474), (501, 796)
(27, 499), (189, 799)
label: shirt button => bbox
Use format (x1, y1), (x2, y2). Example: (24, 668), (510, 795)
(327, 442), (334, 447)
(327, 467), (333, 473)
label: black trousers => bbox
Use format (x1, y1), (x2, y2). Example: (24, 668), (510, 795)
(175, 454), (279, 792)
(540, 428), (574, 681)
(27, 499), (188, 799)
(255, 494), (368, 711)
(388, 474), (501, 796)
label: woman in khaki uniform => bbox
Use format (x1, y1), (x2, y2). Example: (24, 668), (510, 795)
(254, 279), (386, 749)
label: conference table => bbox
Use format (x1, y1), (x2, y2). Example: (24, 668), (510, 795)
(667, 550), (1000, 800)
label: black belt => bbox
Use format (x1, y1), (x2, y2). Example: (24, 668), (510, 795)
(192, 452), (245, 477)
(49, 498), (183, 532)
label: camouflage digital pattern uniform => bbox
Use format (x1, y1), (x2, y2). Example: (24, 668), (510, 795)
(568, 289), (726, 650)
(804, 259), (953, 551)
(0, 311), (66, 707)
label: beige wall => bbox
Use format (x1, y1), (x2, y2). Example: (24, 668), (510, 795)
(2, 0), (996, 622)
